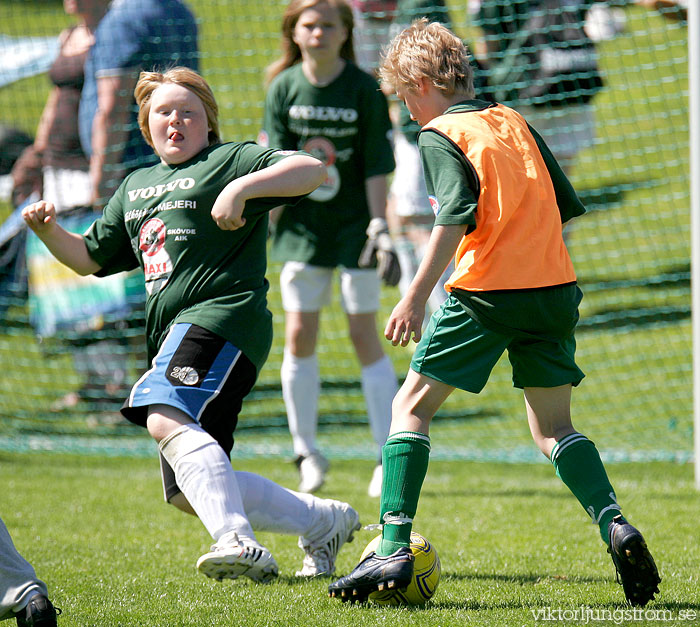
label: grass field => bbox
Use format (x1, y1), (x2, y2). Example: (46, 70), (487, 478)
(3, 453), (699, 626)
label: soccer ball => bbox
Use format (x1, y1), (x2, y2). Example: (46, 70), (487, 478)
(359, 531), (440, 606)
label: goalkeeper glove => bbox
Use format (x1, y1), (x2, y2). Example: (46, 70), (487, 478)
(358, 217), (401, 287)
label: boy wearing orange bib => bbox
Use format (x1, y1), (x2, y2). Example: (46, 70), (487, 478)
(329, 19), (660, 606)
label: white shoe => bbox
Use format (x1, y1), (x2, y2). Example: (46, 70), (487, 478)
(196, 532), (278, 583)
(296, 500), (361, 577)
(367, 463), (382, 498)
(297, 452), (329, 493)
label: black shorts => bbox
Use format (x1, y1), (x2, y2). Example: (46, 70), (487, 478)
(121, 323), (257, 501)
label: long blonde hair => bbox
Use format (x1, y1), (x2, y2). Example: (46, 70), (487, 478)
(265, 0), (355, 86)
(135, 66), (221, 149)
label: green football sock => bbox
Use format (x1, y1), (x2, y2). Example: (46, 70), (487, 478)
(376, 431), (431, 557)
(550, 433), (621, 545)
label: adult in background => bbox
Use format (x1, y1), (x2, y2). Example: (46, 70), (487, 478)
(78, 0), (199, 209)
(12, 0), (109, 212)
(10, 0), (133, 415)
(469, 0), (603, 175)
(0, 516), (59, 626)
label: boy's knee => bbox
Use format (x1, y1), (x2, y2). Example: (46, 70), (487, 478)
(146, 413), (171, 441)
(146, 405), (195, 443)
(391, 387), (432, 433)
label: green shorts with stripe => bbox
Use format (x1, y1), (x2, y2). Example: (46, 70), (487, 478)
(410, 292), (585, 392)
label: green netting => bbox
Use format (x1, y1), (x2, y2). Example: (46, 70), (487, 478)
(0, 0), (691, 463)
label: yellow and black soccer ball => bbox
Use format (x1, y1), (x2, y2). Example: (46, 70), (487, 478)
(359, 531), (441, 606)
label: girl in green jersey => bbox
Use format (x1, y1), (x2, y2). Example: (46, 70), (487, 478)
(263, 0), (400, 498)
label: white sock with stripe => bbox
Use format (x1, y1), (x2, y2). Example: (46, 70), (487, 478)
(235, 471), (331, 538)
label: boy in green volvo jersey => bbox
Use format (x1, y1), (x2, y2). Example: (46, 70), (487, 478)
(23, 67), (362, 584)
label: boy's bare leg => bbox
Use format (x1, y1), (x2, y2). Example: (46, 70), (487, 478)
(524, 384), (577, 458)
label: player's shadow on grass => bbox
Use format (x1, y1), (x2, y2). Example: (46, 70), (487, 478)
(427, 488), (572, 499)
(442, 571), (610, 585)
(574, 176), (671, 214)
(577, 262), (690, 333)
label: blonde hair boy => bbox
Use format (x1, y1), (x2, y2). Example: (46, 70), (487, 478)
(329, 18), (660, 607)
(379, 19), (474, 99)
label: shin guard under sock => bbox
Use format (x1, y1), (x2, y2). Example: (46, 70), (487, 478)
(551, 433), (621, 544)
(377, 431), (431, 556)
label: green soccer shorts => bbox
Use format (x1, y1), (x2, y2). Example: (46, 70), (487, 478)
(410, 295), (585, 392)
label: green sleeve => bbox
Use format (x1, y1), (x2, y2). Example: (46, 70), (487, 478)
(83, 183), (140, 277)
(418, 130), (477, 228)
(263, 78), (297, 150)
(527, 123), (586, 223)
(233, 142), (310, 216)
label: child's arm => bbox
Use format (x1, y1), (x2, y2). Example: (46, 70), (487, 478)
(385, 223), (464, 347)
(21, 201), (102, 275)
(365, 174), (388, 222)
(211, 154), (326, 231)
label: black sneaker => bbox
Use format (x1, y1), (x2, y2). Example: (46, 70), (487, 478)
(328, 547), (414, 603)
(608, 515), (661, 606)
(15, 594), (60, 627)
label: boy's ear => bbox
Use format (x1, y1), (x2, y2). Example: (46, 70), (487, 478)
(416, 77), (431, 96)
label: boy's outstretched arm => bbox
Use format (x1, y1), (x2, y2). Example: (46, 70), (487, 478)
(385, 223), (465, 347)
(211, 155), (326, 231)
(21, 201), (102, 275)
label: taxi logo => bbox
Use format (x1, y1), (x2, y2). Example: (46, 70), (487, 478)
(139, 218), (166, 256)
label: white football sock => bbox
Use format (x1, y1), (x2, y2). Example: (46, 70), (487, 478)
(159, 423), (256, 543)
(361, 355), (398, 453)
(281, 350), (320, 457)
(235, 471), (331, 538)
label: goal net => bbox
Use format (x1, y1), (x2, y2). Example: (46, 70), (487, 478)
(0, 0), (691, 463)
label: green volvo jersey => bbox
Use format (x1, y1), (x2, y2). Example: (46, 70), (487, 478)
(83, 142), (305, 368)
(262, 62), (395, 267)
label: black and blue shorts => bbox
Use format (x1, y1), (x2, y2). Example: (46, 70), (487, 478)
(121, 322), (257, 500)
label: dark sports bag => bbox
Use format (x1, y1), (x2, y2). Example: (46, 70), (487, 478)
(488, 0), (604, 107)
